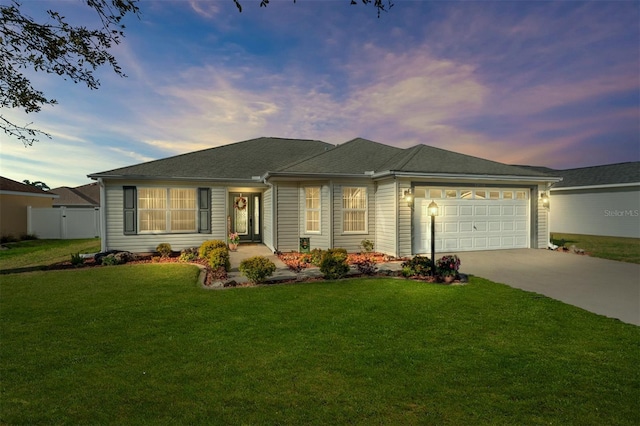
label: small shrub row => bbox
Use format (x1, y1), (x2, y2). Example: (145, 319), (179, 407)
(401, 254), (461, 280)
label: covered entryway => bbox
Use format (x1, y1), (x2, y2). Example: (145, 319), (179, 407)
(229, 192), (262, 243)
(413, 187), (530, 253)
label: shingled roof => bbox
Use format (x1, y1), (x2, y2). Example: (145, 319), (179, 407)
(0, 176), (58, 197)
(51, 183), (100, 207)
(277, 138), (551, 178)
(379, 143), (550, 177)
(551, 162), (640, 188)
(89, 137), (333, 180)
(89, 136), (558, 181)
(277, 138), (405, 174)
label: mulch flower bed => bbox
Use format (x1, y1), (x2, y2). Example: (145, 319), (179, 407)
(277, 251), (394, 271)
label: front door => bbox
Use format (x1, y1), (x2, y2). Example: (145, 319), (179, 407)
(230, 193), (261, 243)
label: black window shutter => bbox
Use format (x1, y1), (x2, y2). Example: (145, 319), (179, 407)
(123, 186), (137, 235)
(198, 188), (211, 233)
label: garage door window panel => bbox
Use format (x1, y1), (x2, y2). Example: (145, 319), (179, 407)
(429, 189), (443, 199)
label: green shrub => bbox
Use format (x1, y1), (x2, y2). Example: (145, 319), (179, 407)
(208, 246), (230, 272)
(436, 254), (461, 277)
(178, 247), (198, 263)
(400, 255), (434, 277)
(353, 257), (377, 275)
(199, 240), (227, 259)
(360, 239), (374, 253)
(19, 233), (38, 241)
(239, 256), (277, 283)
(309, 248), (325, 266)
(319, 248), (349, 280)
(101, 254), (119, 266)
(156, 243), (172, 258)
(70, 252), (84, 267)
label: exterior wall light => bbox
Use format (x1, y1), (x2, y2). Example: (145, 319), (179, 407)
(404, 188), (414, 207)
(541, 192), (550, 208)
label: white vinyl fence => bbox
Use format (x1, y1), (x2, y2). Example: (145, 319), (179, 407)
(27, 206), (101, 239)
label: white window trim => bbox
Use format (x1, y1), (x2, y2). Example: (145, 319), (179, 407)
(304, 186), (321, 234)
(138, 187), (197, 234)
(342, 186), (368, 234)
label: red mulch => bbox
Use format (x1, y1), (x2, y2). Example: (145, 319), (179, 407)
(277, 251), (396, 271)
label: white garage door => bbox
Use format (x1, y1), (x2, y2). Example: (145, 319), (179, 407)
(413, 187), (530, 253)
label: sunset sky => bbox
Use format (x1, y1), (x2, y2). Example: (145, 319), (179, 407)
(1, 0), (638, 188)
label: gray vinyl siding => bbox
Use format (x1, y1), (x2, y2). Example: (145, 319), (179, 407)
(374, 178), (397, 256)
(263, 187), (273, 250)
(276, 182), (299, 251)
(210, 186), (227, 241)
(298, 183), (331, 250)
(397, 181), (413, 257)
(103, 180), (226, 252)
(537, 183), (548, 248)
(550, 186), (640, 238)
(332, 180), (376, 252)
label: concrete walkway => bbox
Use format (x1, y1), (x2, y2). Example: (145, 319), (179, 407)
(228, 244), (298, 283)
(459, 249), (640, 326)
(226, 244), (402, 285)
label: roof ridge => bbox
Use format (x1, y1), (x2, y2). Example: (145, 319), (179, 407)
(274, 143), (337, 172)
(69, 187), (99, 204)
(275, 139), (382, 172)
(390, 145), (423, 170)
(557, 161), (640, 172)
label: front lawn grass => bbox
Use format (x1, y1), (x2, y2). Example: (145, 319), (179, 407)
(551, 232), (640, 264)
(1, 265), (638, 425)
(0, 238), (101, 271)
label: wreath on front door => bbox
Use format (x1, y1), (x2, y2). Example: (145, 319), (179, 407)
(234, 196), (247, 210)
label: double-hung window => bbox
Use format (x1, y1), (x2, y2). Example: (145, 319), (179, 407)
(342, 187), (367, 233)
(138, 188), (196, 233)
(305, 187), (321, 233)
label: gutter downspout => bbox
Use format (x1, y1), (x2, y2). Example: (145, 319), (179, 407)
(329, 180), (334, 249)
(395, 177), (400, 258)
(98, 178), (107, 252)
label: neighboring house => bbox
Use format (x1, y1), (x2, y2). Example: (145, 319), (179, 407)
(50, 182), (100, 208)
(88, 137), (561, 256)
(0, 176), (59, 238)
(541, 162), (639, 238)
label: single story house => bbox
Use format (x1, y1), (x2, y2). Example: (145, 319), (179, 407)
(88, 137), (561, 257)
(537, 162), (639, 239)
(0, 176), (59, 238)
(50, 182), (100, 208)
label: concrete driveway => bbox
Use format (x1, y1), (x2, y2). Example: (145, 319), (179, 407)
(460, 249), (640, 326)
